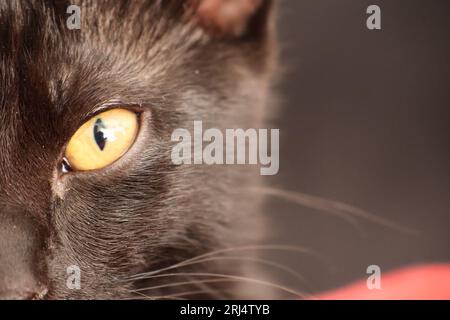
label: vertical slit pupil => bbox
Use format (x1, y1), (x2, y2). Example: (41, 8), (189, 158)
(93, 118), (107, 151)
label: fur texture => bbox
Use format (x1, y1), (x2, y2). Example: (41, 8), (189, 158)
(0, 0), (276, 299)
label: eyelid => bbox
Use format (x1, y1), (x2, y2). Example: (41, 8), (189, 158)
(83, 102), (144, 124)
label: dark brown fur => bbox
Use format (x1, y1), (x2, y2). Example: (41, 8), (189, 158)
(0, 0), (276, 299)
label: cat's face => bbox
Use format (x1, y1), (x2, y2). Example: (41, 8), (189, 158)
(0, 0), (275, 299)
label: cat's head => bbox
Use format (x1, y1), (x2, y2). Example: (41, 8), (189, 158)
(0, 0), (276, 299)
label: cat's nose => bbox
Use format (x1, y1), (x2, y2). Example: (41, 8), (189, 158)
(0, 205), (47, 300)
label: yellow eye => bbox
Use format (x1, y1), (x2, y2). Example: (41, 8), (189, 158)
(64, 109), (139, 171)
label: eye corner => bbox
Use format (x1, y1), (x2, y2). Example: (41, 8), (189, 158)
(61, 158), (72, 174)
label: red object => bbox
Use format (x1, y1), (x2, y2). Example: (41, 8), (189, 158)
(316, 264), (450, 300)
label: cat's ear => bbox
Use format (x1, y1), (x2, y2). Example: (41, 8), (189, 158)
(190, 0), (274, 39)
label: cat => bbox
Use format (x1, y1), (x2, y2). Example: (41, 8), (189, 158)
(0, 0), (278, 299)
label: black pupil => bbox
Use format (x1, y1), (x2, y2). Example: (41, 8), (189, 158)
(93, 118), (107, 151)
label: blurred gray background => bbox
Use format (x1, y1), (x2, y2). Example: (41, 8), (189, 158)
(266, 0), (450, 295)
